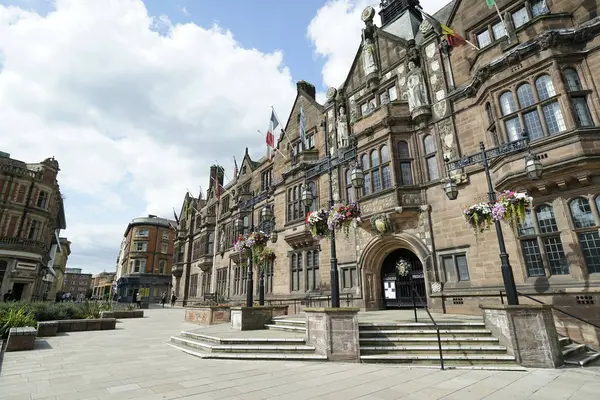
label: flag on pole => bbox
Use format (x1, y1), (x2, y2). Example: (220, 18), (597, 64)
(299, 104), (306, 150)
(172, 207), (180, 225)
(420, 9), (477, 49)
(484, 0), (511, 44)
(485, 0), (496, 7)
(266, 110), (278, 161)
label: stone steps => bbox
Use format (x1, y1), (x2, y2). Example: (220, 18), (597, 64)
(359, 322), (486, 330)
(180, 331), (306, 345)
(168, 343), (327, 361)
(560, 336), (600, 367)
(359, 329), (493, 337)
(360, 354), (518, 364)
(360, 345), (508, 355)
(360, 336), (500, 345)
(171, 336), (317, 354)
(264, 322), (306, 332)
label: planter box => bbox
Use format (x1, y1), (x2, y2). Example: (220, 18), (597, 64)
(271, 305), (289, 318)
(305, 308), (361, 362)
(56, 318), (116, 333)
(185, 306), (231, 325)
(230, 306), (275, 331)
(37, 321), (58, 337)
(100, 310), (144, 319)
(6, 327), (37, 352)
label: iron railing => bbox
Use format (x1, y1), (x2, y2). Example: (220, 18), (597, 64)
(499, 290), (600, 330)
(412, 288), (444, 370)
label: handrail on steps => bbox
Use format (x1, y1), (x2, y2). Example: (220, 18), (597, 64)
(412, 288), (445, 370)
(499, 291), (600, 330)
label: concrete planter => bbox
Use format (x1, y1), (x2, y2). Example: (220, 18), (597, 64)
(230, 306), (276, 331)
(304, 308), (361, 362)
(6, 327), (37, 352)
(271, 305), (289, 318)
(100, 310), (144, 319)
(56, 318), (117, 333)
(480, 304), (563, 368)
(37, 321), (58, 337)
(184, 306), (231, 325)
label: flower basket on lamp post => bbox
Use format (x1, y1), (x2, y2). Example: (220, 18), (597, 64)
(327, 203), (362, 238)
(306, 209), (330, 239)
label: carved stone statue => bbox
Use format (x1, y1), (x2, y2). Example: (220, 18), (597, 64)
(406, 61), (428, 111)
(380, 92), (390, 105)
(362, 38), (377, 76)
(337, 106), (350, 149)
(218, 228), (226, 252)
(349, 99), (357, 123)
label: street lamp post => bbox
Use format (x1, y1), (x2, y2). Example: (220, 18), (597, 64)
(302, 119), (364, 308)
(235, 192), (277, 307)
(443, 133), (543, 306)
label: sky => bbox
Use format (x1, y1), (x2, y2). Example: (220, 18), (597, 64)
(0, 0), (451, 275)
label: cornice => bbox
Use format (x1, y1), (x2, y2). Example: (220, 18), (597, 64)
(448, 17), (600, 101)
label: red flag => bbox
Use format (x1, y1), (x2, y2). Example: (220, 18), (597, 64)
(266, 110), (278, 161)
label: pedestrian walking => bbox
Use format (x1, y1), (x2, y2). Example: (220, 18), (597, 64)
(3, 289), (13, 302)
(136, 291), (142, 308)
(161, 292), (167, 308)
(170, 291), (177, 307)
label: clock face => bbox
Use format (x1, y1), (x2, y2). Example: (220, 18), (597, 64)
(326, 87), (337, 100)
(361, 6), (375, 22)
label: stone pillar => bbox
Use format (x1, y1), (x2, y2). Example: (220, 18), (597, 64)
(304, 308), (360, 362)
(480, 304), (563, 368)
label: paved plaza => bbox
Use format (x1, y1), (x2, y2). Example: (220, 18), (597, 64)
(1, 308), (599, 400)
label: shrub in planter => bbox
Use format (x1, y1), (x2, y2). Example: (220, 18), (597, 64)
(0, 305), (36, 338)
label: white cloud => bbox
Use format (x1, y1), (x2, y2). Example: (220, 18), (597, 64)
(308, 0), (453, 89)
(0, 0), (296, 274)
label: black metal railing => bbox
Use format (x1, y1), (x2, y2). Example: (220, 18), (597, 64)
(412, 288), (444, 370)
(265, 294), (355, 315)
(499, 290), (600, 330)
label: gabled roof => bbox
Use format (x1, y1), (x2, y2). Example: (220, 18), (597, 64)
(279, 87), (324, 145)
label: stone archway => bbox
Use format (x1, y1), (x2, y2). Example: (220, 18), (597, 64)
(358, 233), (432, 311)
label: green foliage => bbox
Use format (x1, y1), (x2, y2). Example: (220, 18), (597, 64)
(0, 301), (111, 323)
(125, 303), (137, 311)
(81, 300), (113, 319)
(0, 305), (37, 338)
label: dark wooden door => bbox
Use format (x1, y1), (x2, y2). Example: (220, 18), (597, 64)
(381, 251), (426, 309)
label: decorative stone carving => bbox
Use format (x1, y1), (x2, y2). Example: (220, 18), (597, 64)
(218, 228), (226, 253)
(539, 31), (559, 50)
(431, 281), (442, 293)
(362, 38), (378, 77)
(349, 97), (357, 123)
(425, 43), (436, 59)
(337, 106), (350, 149)
(436, 119), (466, 184)
(370, 214), (393, 235)
(406, 61), (428, 111)
(433, 101), (448, 119)
(431, 60), (440, 72)
(380, 92), (390, 105)
(420, 19), (433, 35)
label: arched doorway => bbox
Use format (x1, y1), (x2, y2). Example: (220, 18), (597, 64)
(381, 248), (426, 308)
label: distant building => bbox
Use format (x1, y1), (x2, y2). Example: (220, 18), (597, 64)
(63, 269), (92, 299)
(116, 215), (176, 303)
(91, 271), (116, 299)
(48, 237), (71, 300)
(0, 152), (67, 301)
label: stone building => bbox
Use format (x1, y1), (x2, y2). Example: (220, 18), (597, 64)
(63, 268), (92, 299)
(173, 0), (600, 345)
(0, 151), (67, 301)
(48, 237), (71, 300)
(116, 215), (176, 303)
(91, 271), (116, 299)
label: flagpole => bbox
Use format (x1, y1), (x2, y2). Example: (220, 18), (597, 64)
(272, 106), (293, 147)
(493, 3), (511, 44)
(211, 162), (235, 198)
(258, 130), (289, 160)
(465, 39), (480, 51)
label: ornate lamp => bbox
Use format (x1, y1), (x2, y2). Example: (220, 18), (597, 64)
(270, 231), (278, 243)
(301, 185), (313, 208)
(443, 179), (458, 201)
(261, 205), (273, 221)
(525, 153), (543, 180)
(234, 218), (244, 234)
(350, 166), (365, 189)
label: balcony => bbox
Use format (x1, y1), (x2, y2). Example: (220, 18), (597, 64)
(352, 102), (411, 137)
(491, 130), (600, 193)
(0, 237), (48, 255)
(171, 264), (183, 278)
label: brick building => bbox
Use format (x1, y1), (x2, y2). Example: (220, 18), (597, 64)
(63, 268), (92, 300)
(0, 151), (67, 301)
(91, 271), (116, 300)
(116, 215), (176, 303)
(173, 0), (600, 346)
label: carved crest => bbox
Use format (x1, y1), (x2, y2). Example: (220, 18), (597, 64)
(370, 214), (393, 235)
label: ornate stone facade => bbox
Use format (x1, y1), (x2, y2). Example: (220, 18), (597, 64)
(172, 0), (600, 347)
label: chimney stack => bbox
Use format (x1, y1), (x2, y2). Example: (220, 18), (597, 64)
(296, 81), (316, 100)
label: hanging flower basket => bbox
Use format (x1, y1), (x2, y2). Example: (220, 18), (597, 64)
(256, 247), (276, 272)
(496, 190), (533, 227)
(306, 209), (329, 239)
(396, 258), (411, 277)
(328, 203), (362, 238)
(234, 235), (250, 254)
(463, 202), (494, 233)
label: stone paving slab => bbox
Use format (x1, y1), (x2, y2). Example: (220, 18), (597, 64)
(0, 307), (599, 400)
